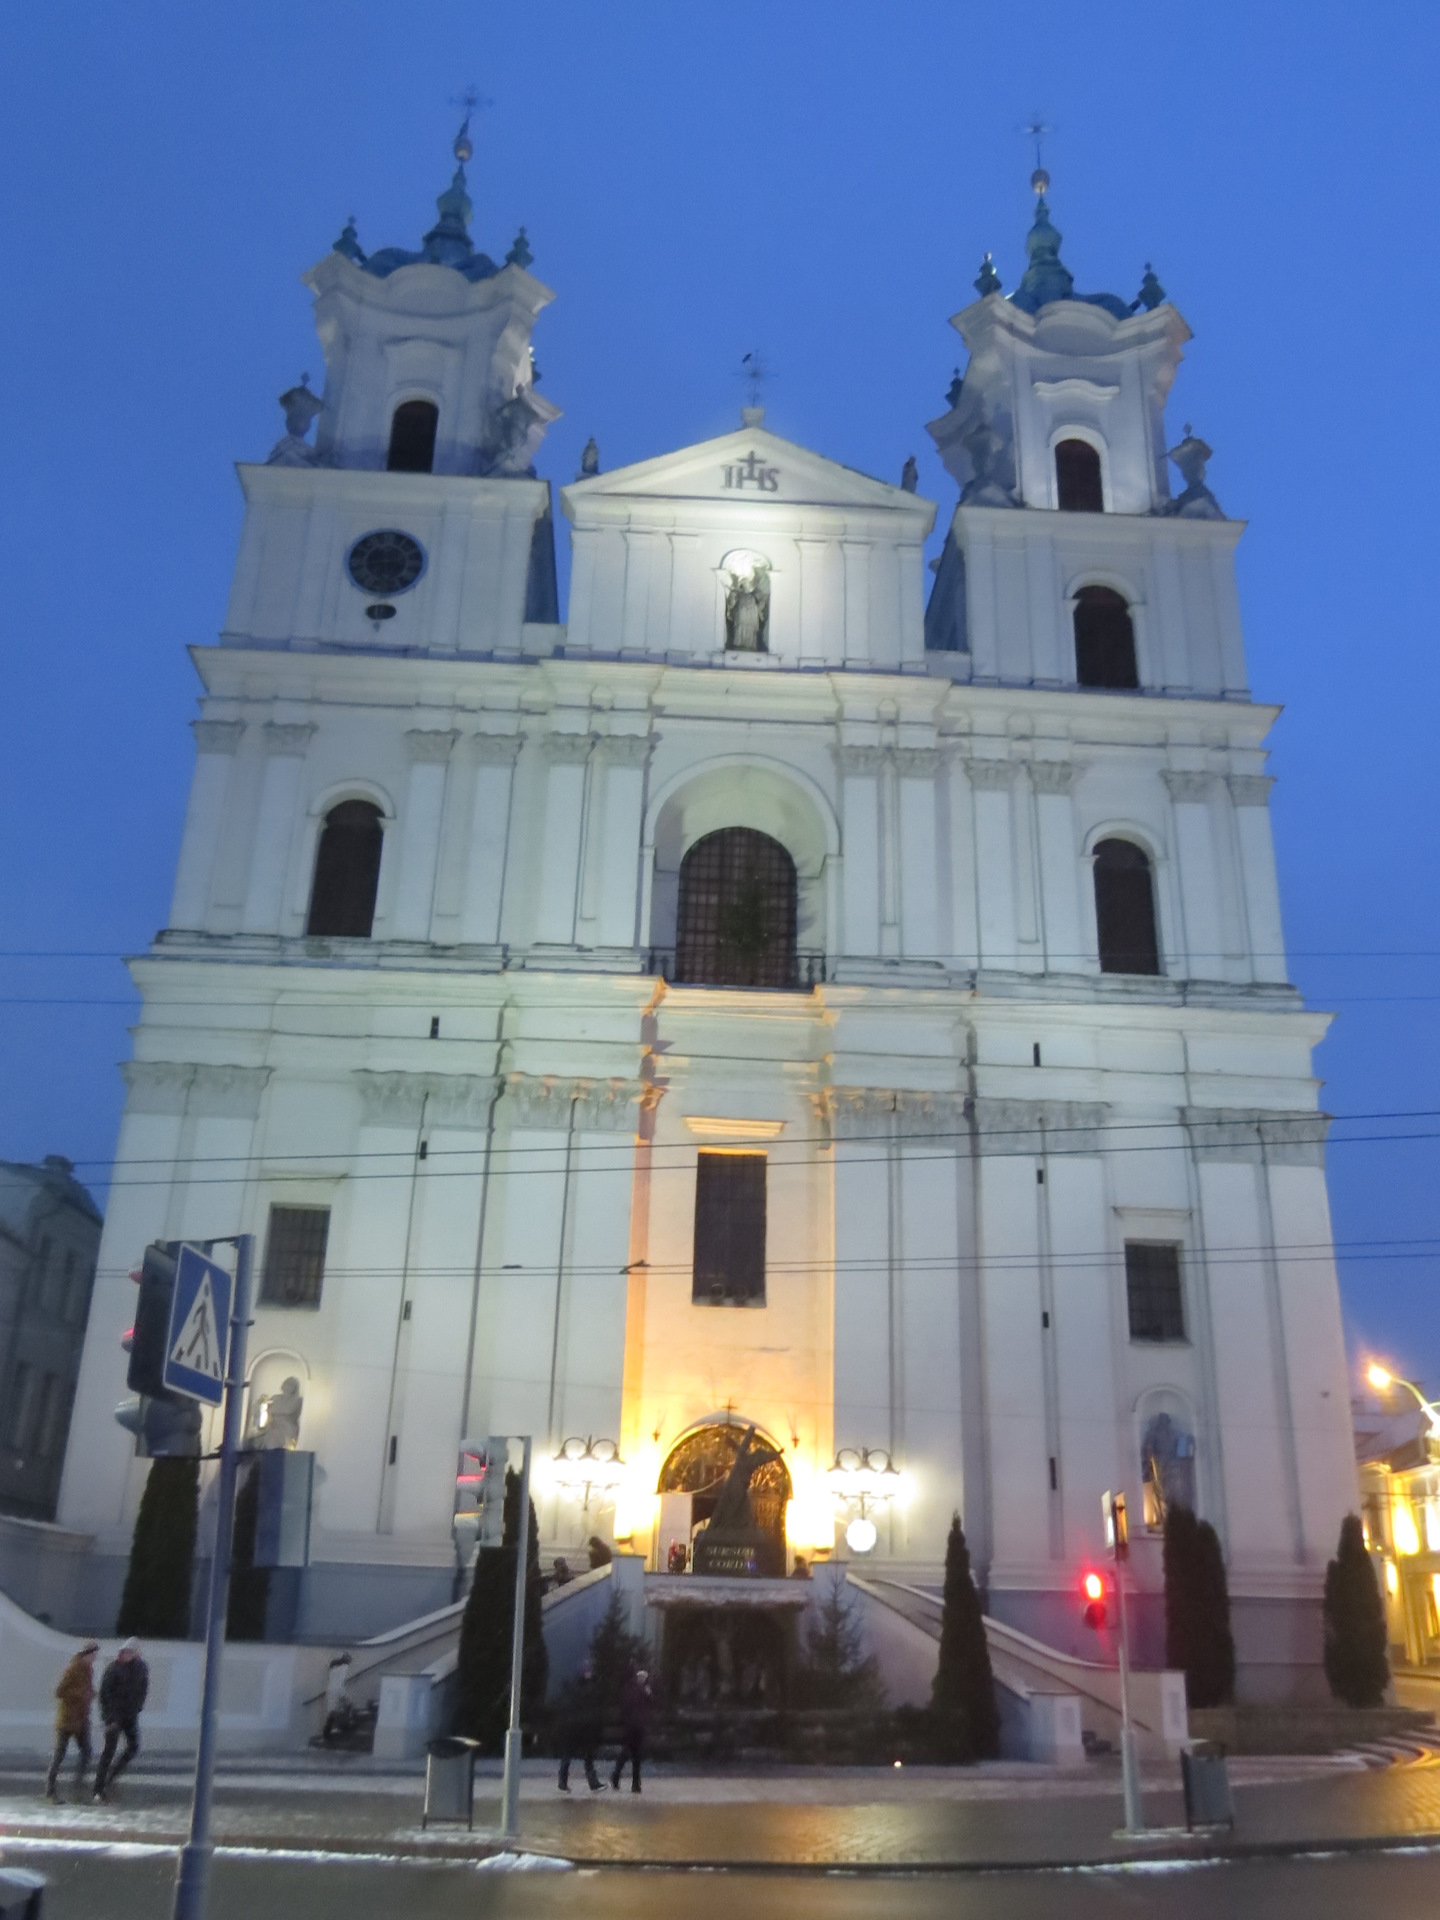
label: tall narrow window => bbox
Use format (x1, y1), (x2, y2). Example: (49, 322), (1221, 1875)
(386, 399), (439, 473)
(1125, 1242), (1186, 1343)
(260, 1205), (331, 1309)
(693, 1152), (766, 1305)
(1074, 586), (1138, 689)
(675, 828), (798, 988)
(1055, 438), (1104, 512)
(307, 800), (384, 938)
(1093, 838), (1160, 975)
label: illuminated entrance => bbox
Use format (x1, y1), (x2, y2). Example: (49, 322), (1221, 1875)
(657, 1419), (792, 1576)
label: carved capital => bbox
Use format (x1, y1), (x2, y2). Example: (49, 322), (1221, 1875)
(539, 732), (595, 767)
(263, 722), (316, 758)
(504, 1072), (650, 1132)
(354, 1072), (428, 1128)
(836, 745), (887, 776)
(405, 729), (459, 764)
(963, 757), (1018, 791)
(819, 1086), (967, 1141)
(972, 1097), (1108, 1156)
(1184, 1106), (1329, 1167)
(1161, 770), (1214, 804)
(471, 732), (523, 767)
(1029, 761), (1078, 796)
(893, 748), (941, 778)
(598, 733), (653, 770)
(192, 719), (245, 756)
(121, 1060), (195, 1115)
(1227, 774), (1274, 808)
(187, 1064), (272, 1120)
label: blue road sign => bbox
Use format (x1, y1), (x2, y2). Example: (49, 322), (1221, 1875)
(163, 1245), (233, 1405)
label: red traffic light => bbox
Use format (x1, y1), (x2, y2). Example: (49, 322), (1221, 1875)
(1080, 1569), (1108, 1628)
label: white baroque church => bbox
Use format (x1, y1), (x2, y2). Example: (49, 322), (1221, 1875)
(58, 137), (1358, 1697)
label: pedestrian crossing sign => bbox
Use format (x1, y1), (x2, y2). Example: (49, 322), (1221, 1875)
(163, 1245), (233, 1405)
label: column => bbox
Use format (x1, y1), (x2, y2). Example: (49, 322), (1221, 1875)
(1162, 771), (1224, 979)
(322, 1073), (426, 1541)
(532, 734), (593, 947)
(1228, 776), (1288, 983)
(836, 747), (883, 957)
(1030, 761), (1080, 974)
(595, 736), (652, 949)
(390, 730), (458, 942)
(388, 1076), (500, 1541)
(458, 734), (522, 947)
(169, 720), (244, 930)
(895, 749), (940, 961)
(239, 722), (315, 933)
(965, 760), (1019, 969)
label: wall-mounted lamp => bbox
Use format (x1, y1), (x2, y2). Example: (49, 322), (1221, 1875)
(547, 1435), (625, 1511)
(826, 1447), (908, 1553)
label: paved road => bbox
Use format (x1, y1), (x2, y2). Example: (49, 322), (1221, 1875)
(7, 1841), (1440, 1920)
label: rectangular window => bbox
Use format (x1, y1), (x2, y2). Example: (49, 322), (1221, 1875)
(1125, 1241), (1186, 1343)
(33, 1374), (63, 1457)
(260, 1205), (331, 1309)
(692, 1152), (766, 1306)
(5, 1363), (37, 1449)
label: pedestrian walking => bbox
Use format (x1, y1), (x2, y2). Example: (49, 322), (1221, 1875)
(45, 1640), (98, 1801)
(609, 1665), (653, 1794)
(556, 1662), (607, 1793)
(93, 1637), (150, 1802)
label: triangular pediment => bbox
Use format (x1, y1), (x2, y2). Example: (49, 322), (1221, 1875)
(564, 422), (930, 515)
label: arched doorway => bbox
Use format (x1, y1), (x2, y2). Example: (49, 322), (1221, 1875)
(658, 1420), (791, 1573)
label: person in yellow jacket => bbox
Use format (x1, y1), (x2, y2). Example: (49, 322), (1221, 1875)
(45, 1640), (99, 1801)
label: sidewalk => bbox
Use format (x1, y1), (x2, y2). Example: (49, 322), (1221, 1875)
(5, 1753), (1440, 1871)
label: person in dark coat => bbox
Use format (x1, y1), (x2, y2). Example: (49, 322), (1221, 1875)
(45, 1641), (98, 1799)
(556, 1662), (606, 1792)
(93, 1638), (150, 1801)
(610, 1665), (653, 1794)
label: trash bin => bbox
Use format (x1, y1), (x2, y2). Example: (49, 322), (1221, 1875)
(423, 1735), (480, 1830)
(0, 1868), (46, 1919)
(1181, 1739), (1234, 1829)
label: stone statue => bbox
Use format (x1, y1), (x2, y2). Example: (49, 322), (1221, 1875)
(266, 376), (322, 468)
(578, 436), (600, 479)
(724, 561), (770, 652)
(708, 1426), (783, 1533)
(252, 1376), (304, 1450)
(900, 454), (918, 493)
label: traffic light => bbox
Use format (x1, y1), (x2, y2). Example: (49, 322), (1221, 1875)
(454, 1438), (508, 1551)
(115, 1243), (203, 1457)
(1080, 1568), (1108, 1629)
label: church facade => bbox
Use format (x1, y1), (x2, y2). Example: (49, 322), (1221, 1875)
(58, 140), (1357, 1695)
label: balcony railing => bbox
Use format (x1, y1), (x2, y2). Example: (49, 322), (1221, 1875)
(647, 948), (827, 991)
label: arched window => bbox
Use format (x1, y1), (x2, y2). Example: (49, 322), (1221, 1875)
(675, 828), (797, 988)
(1074, 586), (1138, 689)
(306, 800), (384, 938)
(1055, 437), (1104, 512)
(386, 400), (438, 474)
(1093, 838), (1160, 975)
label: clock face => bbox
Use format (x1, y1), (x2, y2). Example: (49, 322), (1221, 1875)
(346, 529), (426, 597)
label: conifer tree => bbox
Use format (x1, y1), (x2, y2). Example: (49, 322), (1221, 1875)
(931, 1512), (1000, 1758)
(116, 1455), (200, 1639)
(226, 1460), (270, 1641)
(1162, 1505), (1236, 1707)
(454, 1466), (548, 1748)
(587, 1587), (651, 1721)
(1323, 1513), (1390, 1708)
(797, 1574), (884, 1710)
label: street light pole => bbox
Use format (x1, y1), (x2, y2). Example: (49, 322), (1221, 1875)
(1113, 1553), (1145, 1834)
(499, 1435), (532, 1843)
(1367, 1365), (1440, 1442)
(172, 1233), (253, 1920)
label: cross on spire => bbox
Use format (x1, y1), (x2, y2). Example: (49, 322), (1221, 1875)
(450, 83), (492, 164)
(739, 349), (771, 410)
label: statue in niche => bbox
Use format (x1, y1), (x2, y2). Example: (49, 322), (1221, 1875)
(707, 1426), (783, 1533)
(250, 1377), (304, 1450)
(1141, 1409), (1196, 1524)
(724, 553), (771, 652)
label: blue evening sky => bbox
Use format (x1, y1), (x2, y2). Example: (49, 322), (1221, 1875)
(2, 2), (1437, 1395)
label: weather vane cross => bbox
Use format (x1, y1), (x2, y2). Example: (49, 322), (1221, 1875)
(739, 349), (771, 409)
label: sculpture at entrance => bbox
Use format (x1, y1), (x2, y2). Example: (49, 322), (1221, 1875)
(708, 1426), (783, 1533)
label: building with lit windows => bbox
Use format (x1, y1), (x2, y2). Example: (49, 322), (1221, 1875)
(54, 136), (1358, 1699)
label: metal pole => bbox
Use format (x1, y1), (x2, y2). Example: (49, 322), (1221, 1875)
(172, 1235), (253, 1920)
(499, 1435), (532, 1843)
(1114, 1555), (1146, 1835)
